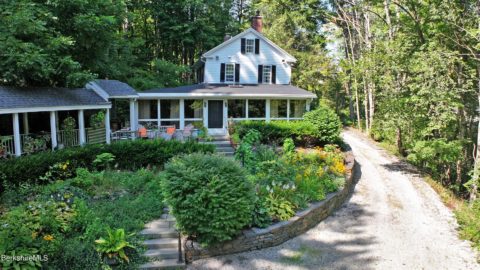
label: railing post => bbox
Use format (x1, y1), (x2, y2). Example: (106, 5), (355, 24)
(178, 231), (183, 263)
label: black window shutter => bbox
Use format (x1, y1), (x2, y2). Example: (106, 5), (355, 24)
(235, 64), (240, 83)
(220, 63), (225, 82)
(241, 38), (246, 54)
(255, 39), (260, 54)
(258, 65), (263, 83)
(272, 65), (277, 84)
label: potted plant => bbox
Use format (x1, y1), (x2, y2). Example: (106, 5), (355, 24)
(95, 228), (135, 266)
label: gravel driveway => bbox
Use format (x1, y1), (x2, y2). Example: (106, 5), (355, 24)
(189, 129), (479, 270)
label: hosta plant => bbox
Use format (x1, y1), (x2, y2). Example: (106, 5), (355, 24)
(94, 228), (135, 264)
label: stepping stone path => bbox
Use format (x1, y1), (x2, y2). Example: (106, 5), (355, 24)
(140, 208), (185, 270)
(201, 135), (235, 157)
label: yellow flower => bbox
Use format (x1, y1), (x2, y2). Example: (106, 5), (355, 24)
(43, 234), (54, 241)
(62, 163), (68, 170)
(31, 231), (38, 239)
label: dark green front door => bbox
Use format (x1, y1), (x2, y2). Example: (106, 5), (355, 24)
(208, 100), (223, 128)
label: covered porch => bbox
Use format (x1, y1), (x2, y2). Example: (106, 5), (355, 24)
(136, 84), (316, 135)
(0, 86), (111, 158)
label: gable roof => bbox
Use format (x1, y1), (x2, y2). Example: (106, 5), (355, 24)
(0, 86), (111, 114)
(140, 84), (316, 99)
(203, 28), (297, 63)
(89, 80), (138, 99)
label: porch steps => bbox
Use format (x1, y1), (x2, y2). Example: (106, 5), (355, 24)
(201, 135), (235, 157)
(139, 209), (185, 270)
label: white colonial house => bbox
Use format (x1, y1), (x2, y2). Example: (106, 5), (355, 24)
(0, 12), (316, 157)
(134, 12), (316, 134)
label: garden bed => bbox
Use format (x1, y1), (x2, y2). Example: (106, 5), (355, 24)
(183, 149), (356, 262)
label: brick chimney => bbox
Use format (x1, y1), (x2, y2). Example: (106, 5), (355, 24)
(251, 10), (263, 33)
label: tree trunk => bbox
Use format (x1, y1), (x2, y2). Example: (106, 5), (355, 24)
(396, 127), (404, 155)
(470, 65), (480, 204)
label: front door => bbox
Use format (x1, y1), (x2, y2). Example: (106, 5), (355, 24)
(208, 100), (224, 128)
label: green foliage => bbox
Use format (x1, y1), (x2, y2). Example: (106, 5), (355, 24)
(283, 138), (295, 155)
(407, 139), (463, 181)
(232, 120), (318, 146)
(38, 161), (76, 183)
(455, 200), (480, 251)
(303, 105), (342, 144)
(235, 129), (261, 168)
(250, 196), (272, 228)
(89, 111), (105, 128)
(162, 153), (255, 246)
(95, 228), (135, 263)
(265, 193), (295, 221)
(93, 153), (116, 171)
(0, 139), (214, 191)
(0, 170), (164, 270)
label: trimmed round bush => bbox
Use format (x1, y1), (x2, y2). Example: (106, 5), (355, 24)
(303, 105), (342, 143)
(162, 153), (255, 246)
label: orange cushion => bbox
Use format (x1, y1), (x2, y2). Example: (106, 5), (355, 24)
(166, 127), (176, 135)
(139, 127), (147, 137)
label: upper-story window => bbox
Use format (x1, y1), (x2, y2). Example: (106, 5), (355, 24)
(263, 65), (272, 84)
(225, 64), (235, 82)
(246, 39), (255, 53)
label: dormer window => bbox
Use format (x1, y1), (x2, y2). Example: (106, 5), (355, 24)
(246, 39), (255, 53)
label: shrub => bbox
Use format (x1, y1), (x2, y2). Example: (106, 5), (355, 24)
(0, 139), (214, 191)
(162, 153), (255, 246)
(303, 105), (342, 143)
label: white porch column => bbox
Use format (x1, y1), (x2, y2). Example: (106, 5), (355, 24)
(50, 111), (58, 150)
(179, 99), (185, 129)
(245, 99), (249, 119)
(224, 100), (228, 129)
(157, 99), (161, 127)
(203, 99), (208, 128)
(78, 110), (86, 145)
(129, 99), (136, 131)
(22, 113), (29, 134)
(266, 99), (271, 122)
(306, 99), (311, 112)
(12, 113), (21, 157)
(105, 109), (111, 144)
(287, 99), (290, 121)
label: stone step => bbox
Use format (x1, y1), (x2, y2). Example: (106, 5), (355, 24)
(218, 152), (235, 157)
(139, 259), (185, 270)
(143, 248), (179, 260)
(161, 213), (176, 220)
(216, 146), (235, 152)
(140, 228), (178, 239)
(144, 220), (174, 229)
(210, 136), (230, 141)
(143, 238), (178, 249)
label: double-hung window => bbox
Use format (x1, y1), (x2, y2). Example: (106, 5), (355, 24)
(263, 65), (272, 84)
(246, 39), (255, 53)
(225, 64), (235, 82)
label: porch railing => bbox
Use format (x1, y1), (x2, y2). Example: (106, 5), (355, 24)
(0, 135), (15, 158)
(57, 129), (80, 148)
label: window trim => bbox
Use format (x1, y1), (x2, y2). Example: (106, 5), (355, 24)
(245, 39), (255, 53)
(225, 63), (235, 82)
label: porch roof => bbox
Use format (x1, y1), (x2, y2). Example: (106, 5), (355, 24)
(93, 79), (138, 98)
(140, 84), (317, 99)
(0, 86), (111, 114)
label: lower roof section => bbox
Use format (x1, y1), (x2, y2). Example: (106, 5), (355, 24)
(140, 84), (317, 99)
(0, 86), (111, 114)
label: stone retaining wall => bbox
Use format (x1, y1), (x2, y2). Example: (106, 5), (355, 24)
(184, 150), (357, 263)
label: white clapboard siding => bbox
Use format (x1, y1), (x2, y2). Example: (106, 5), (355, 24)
(204, 32), (292, 85)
